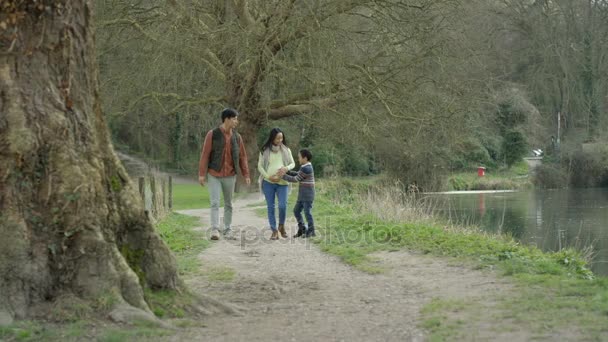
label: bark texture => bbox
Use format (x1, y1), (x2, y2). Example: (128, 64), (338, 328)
(0, 1), (178, 323)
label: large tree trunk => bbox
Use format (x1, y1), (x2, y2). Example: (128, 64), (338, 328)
(238, 117), (262, 186)
(0, 1), (178, 324)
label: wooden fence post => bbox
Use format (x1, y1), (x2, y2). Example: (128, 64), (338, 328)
(138, 177), (145, 202)
(168, 176), (173, 210)
(162, 178), (167, 211)
(150, 175), (157, 218)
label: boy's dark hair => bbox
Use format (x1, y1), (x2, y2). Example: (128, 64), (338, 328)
(221, 108), (239, 122)
(299, 149), (312, 161)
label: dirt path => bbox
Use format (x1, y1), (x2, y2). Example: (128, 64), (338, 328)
(172, 193), (518, 342)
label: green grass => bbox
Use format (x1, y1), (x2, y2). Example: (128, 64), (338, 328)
(171, 183), (210, 210)
(0, 321), (92, 341)
(0, 321), (57, 341)
(98, 327), (171, 342)
(420, 298), (470, 342)
(311, 177), (608, 340)
(171, 183), (247, 210)
(144, 288), (194, 319)
(155, 212), (209, 275)
(148, 213), (207, 317)
(495, 274), (608, 338)
(144, 213), (212, 320)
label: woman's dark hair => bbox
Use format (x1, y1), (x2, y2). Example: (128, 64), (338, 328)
(261, 127), (288, 152)
(299, 149), (312, 161)
(221, 108), (239, 122)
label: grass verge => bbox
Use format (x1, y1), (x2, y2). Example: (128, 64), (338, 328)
(97, 325), (172, 342)
(171, 183), (210, 210)
(171, 183), (246, 210)
(155, 212), (209, 275)
(146, 212), (210, 319)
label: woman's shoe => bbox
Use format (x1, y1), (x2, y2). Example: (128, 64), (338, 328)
(278, 224), (287, 238)
(270, 230), (279, 240)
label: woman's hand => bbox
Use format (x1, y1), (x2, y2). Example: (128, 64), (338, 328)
(277, 167), (288, 176)
(269, 174), (281, 182)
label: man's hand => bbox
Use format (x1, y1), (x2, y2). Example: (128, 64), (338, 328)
(245, 177), (251, 186)
(198, 176), (206, 186)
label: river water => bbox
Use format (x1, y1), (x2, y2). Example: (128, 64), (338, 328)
(425, 188), (608, 276)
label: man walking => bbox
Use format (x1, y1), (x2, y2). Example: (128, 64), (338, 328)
(199, 108), (251, 240)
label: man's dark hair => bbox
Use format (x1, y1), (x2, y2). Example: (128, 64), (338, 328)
(221, 108), (239, 122)
(299, 149), (312, 161)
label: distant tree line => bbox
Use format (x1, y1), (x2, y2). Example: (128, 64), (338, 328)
(95, 0), (608, 189)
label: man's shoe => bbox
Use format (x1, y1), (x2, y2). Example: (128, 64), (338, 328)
(293, 223), (306, 238)
(278, 224), (287, 238)
(210, 230), (220, 240)
(223, 229), (237, 240)
(270, 230), (279, 240)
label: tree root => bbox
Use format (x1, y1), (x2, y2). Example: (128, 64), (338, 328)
(109, 304), (173, 329)
(193, 293), (246, 316)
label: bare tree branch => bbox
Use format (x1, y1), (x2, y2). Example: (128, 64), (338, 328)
(115, 92), (227, 117)
(99, 18), (158, 41)
(261, 97), (337, 120)
(232, 0), (260, 29)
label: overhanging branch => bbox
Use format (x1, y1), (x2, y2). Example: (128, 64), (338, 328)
(262, 97), (337, 120)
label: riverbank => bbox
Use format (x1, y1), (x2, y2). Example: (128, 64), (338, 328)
(447, 161), (532, 191)
(316, 178), (607, 340)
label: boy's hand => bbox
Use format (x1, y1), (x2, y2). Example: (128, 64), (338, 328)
(277, 167), (287, 176)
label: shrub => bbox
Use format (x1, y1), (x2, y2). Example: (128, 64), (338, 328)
(568, 149), (608, 188)
(448, 176), (468, 190)
(502, 130), (528, 167)
(450, 138), (496, 170)
(533, 163), (568, 189)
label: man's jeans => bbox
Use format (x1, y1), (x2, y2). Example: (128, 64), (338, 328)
(207, 174), (236, 233)
(294, 200), (314, 228)
(262, 180), (289, 231)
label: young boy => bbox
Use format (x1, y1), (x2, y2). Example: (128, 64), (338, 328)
(281, 149), (315, 237)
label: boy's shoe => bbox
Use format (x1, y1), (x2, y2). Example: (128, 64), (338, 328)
(210, 230), (220, 240)
(305, 227), (316, 238)
(278, 224), (288, 238)
(293, 223), (306, 238)
(270, 230), (279, 240)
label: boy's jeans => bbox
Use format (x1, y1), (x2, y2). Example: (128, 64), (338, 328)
(294, 200), (314, 228)
(207, 174), (236, 234)
(262, 180), (289, 231)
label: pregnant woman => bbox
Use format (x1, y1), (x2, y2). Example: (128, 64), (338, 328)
(257, 128), (295, 240)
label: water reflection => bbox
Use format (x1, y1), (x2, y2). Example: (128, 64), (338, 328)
(426, 188), (608, 276)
